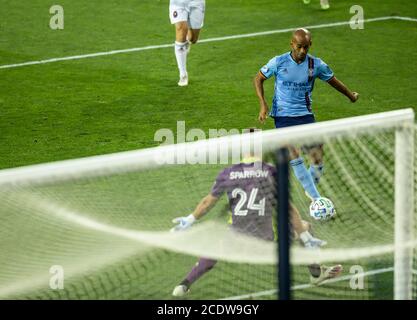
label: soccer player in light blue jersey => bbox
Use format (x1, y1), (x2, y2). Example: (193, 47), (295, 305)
(254, 28), (359, 201)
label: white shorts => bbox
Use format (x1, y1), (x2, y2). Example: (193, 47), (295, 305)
(169, 0), (205, 29)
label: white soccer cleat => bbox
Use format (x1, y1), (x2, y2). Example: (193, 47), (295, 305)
(178, 74), (188, 87)
(310, 264), (343, 286)
(172, 285), (190, 297)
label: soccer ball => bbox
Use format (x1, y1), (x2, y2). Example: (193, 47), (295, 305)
(309, 197), (336, 221)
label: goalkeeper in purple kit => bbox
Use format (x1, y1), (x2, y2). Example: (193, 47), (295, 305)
(170, 129), (342, 297)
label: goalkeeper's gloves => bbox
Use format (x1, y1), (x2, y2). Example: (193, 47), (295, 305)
(300, 231), (327, 249)
(170, 214), (196, 232)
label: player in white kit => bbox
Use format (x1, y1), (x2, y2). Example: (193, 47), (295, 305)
(169, 0), (206, 86)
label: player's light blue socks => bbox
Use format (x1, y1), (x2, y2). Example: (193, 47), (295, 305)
(290, 157), (321, 200)
(309, 164), (324, 185)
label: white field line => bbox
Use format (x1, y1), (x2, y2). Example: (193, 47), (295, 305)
(0, 16), (416, 70)
(393, 16), (417, 22)
(220, 267), (395, 300)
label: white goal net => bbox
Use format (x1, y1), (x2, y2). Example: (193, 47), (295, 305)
(0, 109), (415, 300)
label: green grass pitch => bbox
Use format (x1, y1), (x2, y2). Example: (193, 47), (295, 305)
(0, 0), (416, 299)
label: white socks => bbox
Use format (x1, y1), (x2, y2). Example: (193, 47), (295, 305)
(175, 41), (188, 77)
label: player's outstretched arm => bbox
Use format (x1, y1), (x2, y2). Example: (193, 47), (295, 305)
(192, 194), (219, 220)
(289, 203), (306, 235)
(254, 72), (269, 123)
(289, 203), (327, 248)
(171, 194), (219, 232)
(327, 76), (359, 102)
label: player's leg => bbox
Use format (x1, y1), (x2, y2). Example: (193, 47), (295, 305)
(172, 257), (217, 296)
(187, 28), (201, 44)
(186, 2), (205, 50)
(288, 146), (321, 200)
(170, 4), (190, 86)
(274, 116), (321, 200)
(308, 144), (324, 185)
(289, 203), (326, 248)
(185, 28), (200, 56)
(175, 21), (189, 43)
(174, 21), (189, 86)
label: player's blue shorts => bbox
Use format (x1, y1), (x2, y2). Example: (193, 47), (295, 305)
(273, 114), (316, 128)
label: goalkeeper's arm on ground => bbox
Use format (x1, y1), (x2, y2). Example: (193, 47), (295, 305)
(289, 203), (327, 248)
(170, 194), (219, 232)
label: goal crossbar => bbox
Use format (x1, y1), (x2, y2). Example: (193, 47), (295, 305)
(0, 108), (413, 188)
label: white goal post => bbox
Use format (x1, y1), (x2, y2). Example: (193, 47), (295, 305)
(395, 123), (414, 300)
